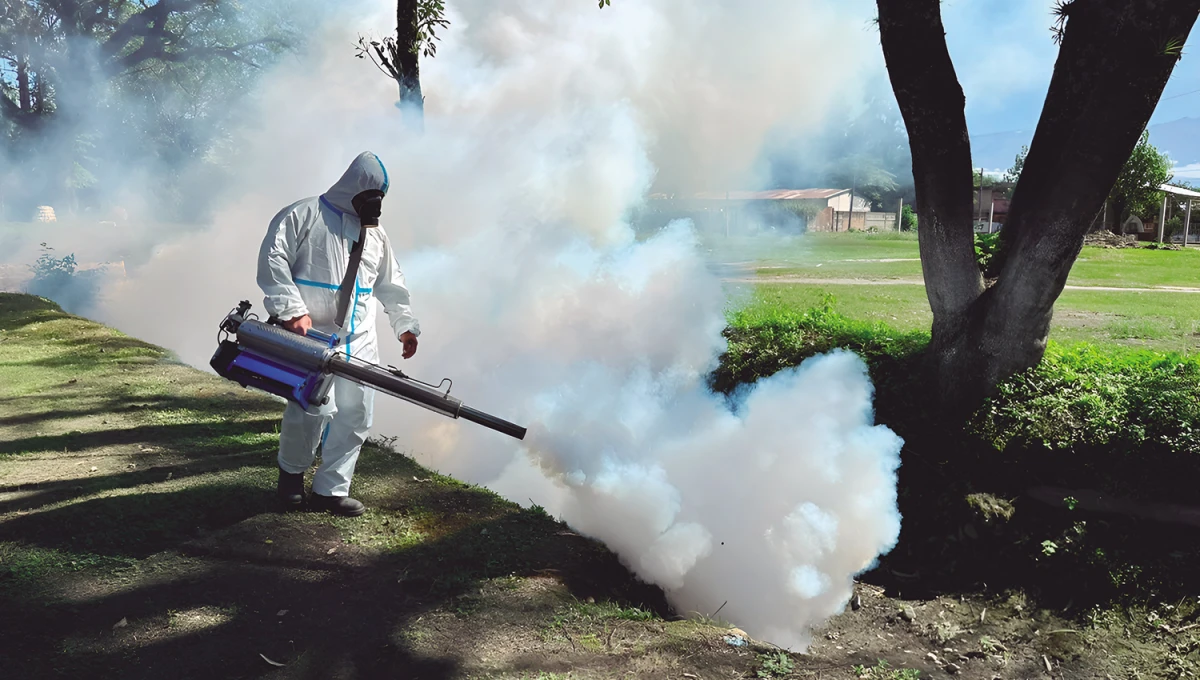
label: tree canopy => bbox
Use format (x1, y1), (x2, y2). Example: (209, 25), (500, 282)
(1110, 131), (1172, 223)
(0, 0), (295, 220)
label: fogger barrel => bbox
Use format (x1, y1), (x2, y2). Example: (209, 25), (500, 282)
(211, 302), (527, 440)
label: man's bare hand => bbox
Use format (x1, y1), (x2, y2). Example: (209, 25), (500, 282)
(283, 314), (312, 336)
(400, 331), (419, 359)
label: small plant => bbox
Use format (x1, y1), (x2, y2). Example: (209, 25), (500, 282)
(1063, 495), (1079, 510)
(756, 651), (794, 678)
(30, 242), (77, 281)
(1042, 540), (1059, 556)
(933, 620), (965, 644)
(26, 242), (100, 313)
(974, 232), (1001, 274)
(853, 659), (921, 679)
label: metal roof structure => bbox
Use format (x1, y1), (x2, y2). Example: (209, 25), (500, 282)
(1160, 184), (1200, 199)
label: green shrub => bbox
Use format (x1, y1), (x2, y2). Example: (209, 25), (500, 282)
(712, 292), (927, 398)
(974, 232), (1000, 275)
(900, 204), (918, 232)
(973, 345), (1200, 455)
(714, 296), (1200, 606)
(717, 295), (1200, 493)
(26, 243), (100, 314)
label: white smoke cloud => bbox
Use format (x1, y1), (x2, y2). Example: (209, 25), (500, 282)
(89, 0), (901, 650)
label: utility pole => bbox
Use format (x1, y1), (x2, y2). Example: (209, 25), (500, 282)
(1185, 198), (1194, 247)
(897, 197), (903, 232)
(846, 173), (857, 233)
(1158, 194), (1168, 243)
(976, 168), (984, 231)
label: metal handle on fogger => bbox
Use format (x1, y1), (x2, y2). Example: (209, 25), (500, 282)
(210, 301), (527, 440)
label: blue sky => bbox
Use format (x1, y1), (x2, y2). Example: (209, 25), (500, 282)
(940, 0), (1200, 135)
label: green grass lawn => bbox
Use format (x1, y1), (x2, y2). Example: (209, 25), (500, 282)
(3, 293), (1194, 678)
(704, 232), (921, 271)
(714, 232), (1200, 353)
(736, 282), (1200, 353)
(0, 293), (745, 678)
(719, 232), (1200, 289)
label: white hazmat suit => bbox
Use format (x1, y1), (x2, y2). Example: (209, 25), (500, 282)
(257, 152), (420, 497)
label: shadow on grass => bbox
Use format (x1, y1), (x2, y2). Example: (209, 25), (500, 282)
(0, 450), (270, 513)
(0, 418), (281, 457)
(0, 480), (276, 559)
(0, 391), (276, 429)
(0, 476), (669, 679)
(0, 293), (66, 328)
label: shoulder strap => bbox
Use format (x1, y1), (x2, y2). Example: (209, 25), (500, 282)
(334, 231), (367, 330)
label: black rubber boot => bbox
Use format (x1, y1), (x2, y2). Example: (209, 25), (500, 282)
(277, 467), (305, 511)
(310, 493), (366, 517)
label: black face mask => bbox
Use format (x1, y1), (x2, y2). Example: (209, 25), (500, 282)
(352, 190), (384, 227)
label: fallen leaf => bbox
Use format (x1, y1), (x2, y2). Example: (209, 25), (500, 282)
(326, 547), (338, 555)
(264, 539), (273, 544)
(113, 617), (128, 630)
(89, 466), (98, 473)
(260, 653), (285, 667)
(276, 610), (288, 617)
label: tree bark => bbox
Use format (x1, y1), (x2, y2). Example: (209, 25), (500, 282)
(877, 0), (984, 404)
(17, 55), (31, 112)
(396, 0), (424, 129)
(878, 0), (1200, 410)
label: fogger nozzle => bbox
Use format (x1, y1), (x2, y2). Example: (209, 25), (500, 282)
(210, 302), (527, 440)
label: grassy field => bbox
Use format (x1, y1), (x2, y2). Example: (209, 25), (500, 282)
(4, 293), (1176, 678)
(736, 283), (1200, 353)
(0, 294), (751, 678)
(714, 232), (1200, 353)
(711, 232), (1200, 291)
(5, 293), (1017, 679)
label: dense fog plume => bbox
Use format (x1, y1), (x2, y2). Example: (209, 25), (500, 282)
(90, 0), (902, 650)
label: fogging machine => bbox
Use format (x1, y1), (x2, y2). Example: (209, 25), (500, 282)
(210, 301), (527, 440)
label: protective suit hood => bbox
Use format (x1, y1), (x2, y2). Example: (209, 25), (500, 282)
(321, 151), (390, 216)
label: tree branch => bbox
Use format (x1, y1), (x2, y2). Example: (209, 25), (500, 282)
(119, 38), (284, 70)
(995, 0), (1200, 315)
(98, 0), (206, 64)
(0, 91), (38, 129)
(876, 0), (983, 322)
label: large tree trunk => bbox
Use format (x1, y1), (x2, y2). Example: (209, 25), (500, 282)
(396, 0), (424, 130)
(878, 0), (1200, 411)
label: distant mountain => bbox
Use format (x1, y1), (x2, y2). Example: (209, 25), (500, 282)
(969, 117), (1200, 174)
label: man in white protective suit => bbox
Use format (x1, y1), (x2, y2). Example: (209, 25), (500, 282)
(257, 151), (420, 517)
